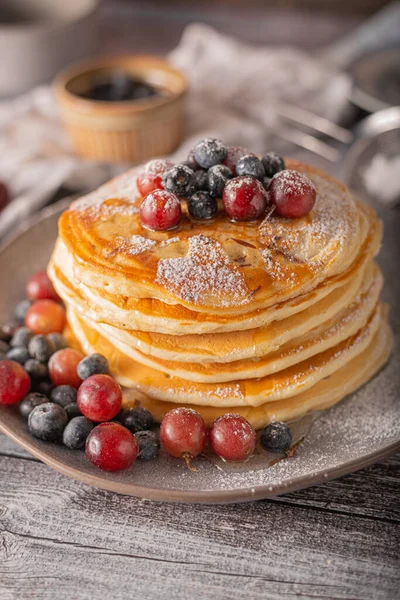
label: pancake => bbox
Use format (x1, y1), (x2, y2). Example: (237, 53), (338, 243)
(68, 302), (384, 407)
(54, 160), (370, 315)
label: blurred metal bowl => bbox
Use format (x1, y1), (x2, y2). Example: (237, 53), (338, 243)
(0, 0), (98, 97)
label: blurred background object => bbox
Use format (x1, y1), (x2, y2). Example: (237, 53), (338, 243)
(0, 0), (98, 97)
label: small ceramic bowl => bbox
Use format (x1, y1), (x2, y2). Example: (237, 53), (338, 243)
(54, 55), (187, 163)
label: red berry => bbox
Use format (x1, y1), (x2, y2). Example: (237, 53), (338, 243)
(25, 300), (66, 334)
(223, 147), (253, 175)
(0, 181), (10, 212)
(137, 159), (173, 197)
(0, 360), (30, 405)
(209, 414), (256, 462)
(223, 176), (268, 221)
(140, 189), (181, 231)
(77, 374), (122, 422)
(160, 407), (207, 468)
(49, 348), (84, 388)
(86, 422), (138, 471)
(26, 271), (60, 302)
(269, 170), (316, 218)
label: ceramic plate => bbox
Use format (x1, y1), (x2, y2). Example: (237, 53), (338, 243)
(0, 199), (399, 503)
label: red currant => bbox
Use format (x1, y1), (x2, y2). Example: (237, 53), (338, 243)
(223, 176), (267, 221)
(77, 374), (122, 422)
(137, 159), (173, 197)
(0, 360), (30, 405)
(160, 407), (207, 469)
(223, 147), (253, 175)
(26, 271), (60, 302)
(140, 189), (181, 231)
(209, 414), (256, 462)
(269, 170), (316, 218)
(25, 300), (66, 334)
(49, 348), (84, 388)
(86, 422), (138, 471)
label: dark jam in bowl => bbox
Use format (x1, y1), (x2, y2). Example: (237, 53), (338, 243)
(78, 71), (165, 102)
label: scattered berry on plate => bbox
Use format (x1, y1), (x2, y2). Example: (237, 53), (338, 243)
(25, 299), (66, 334)
(48, 348), (84, 388)
(0, 360), (30, 405)
(135, 430), (160, 460)
(162, 164), (195, 197)
(28, 334), (56, 363)
(269, 170), (316, 218)
(28, 402), (68, 441)
(120, 406), (154, 433)
(0, 180), (10, 212)
(26, 270), (60, 302)
(260, 421), (292, 453)
(209, 414), (256, 462)
(47, 332), (68, 351)
(235, 155), (265, 181)
(77, 374), (122, 422)
(207, 164), (233, 197)
(77, 353), (108, 380)
(137, 159), (173, 197)
(50, 384), (78, 407)
(193, 138), (227, 169)
(194, 169), (208, 191)
(65, 402), (82, 420)
(63, 416), (94, 450)
(160, 407), (207, 469)
(6, 346), (30, 365)
(223, 176), (268, 221)
(14, 299), (33, 324)
(85, 422), (138, 471)
(19, 392), (48, 419)
(187, 191), (218, 220)
(24, 358), (48, 379)
(223, 146), (253, 175)
(140, 189), (181, 231)
(261, 152), (285, 177)
(10, 327), (33, 348)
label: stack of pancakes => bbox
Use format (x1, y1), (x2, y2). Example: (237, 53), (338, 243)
(48, 160), (392, 428)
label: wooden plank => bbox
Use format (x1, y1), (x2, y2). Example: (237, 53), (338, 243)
(0, 454), (398, 600)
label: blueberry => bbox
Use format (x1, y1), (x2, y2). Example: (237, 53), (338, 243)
(25, 359), (48, 379)
(65, 402), (82, 420)
(236, 155), (265, 180)
(0, 323), (16, 343)
(162, 164), (195, 197)
(135, 430), (160, 460)
(0, 340), (9, 354)
(188, 192), (218, 220)
(261, 153), (285, 178)
(260, 421), (292, 453)
(28, 335), (56, 363)
(262, 176), (272, 191)
(185, 150), (201, 171)
(35, 380), (54, 396)
(194, 169), (208, 191)
(19, 393), (48, 419)
(7, 346), (30, 365)
(120, 407), (154, 433)
(14, 300), (33, 324)
(51, 385), (77, 408)
(77, 353), (109, 380)
(207, 164), (233, 197)
(193, 138), (227, 169)
(47, 333), (67, 351)
(10, 327), (33, 348)
(62, 416), (93, 449)
(28, 402), (68, 442)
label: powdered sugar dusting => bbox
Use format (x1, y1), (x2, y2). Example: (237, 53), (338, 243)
(156, 234), (250, 306)
(71, 168), (140, 214)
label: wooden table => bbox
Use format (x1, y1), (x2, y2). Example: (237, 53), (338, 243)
(0, 435), (398, 599)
